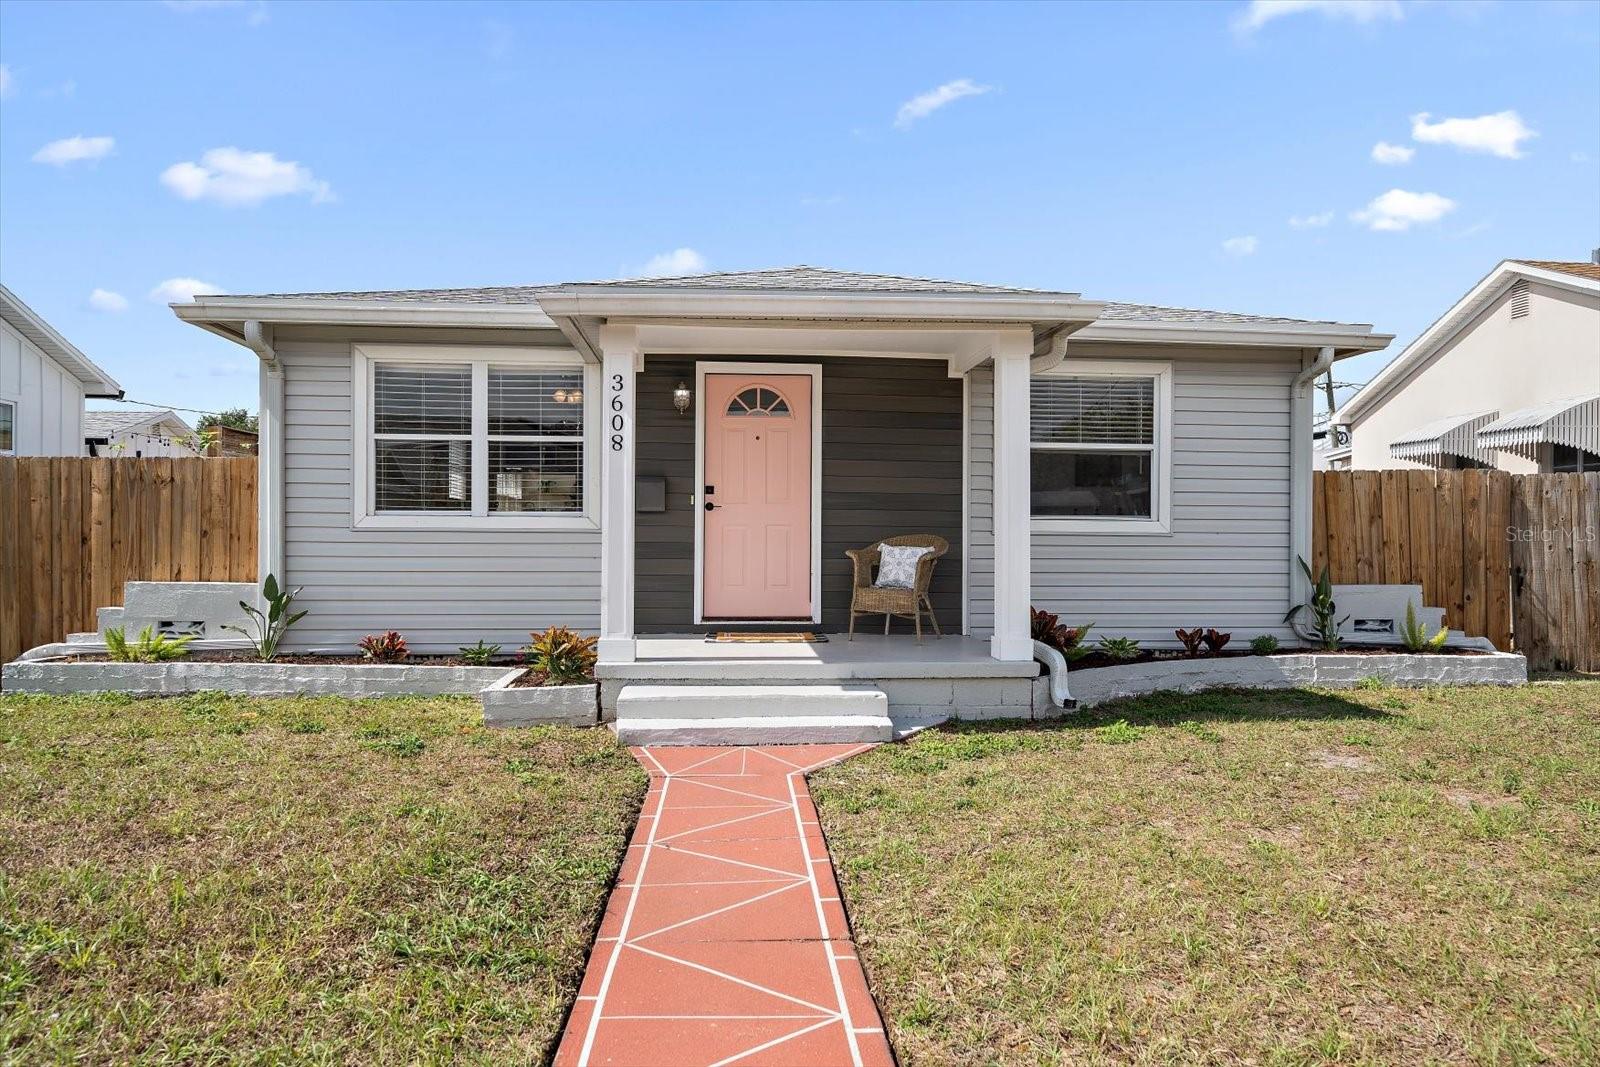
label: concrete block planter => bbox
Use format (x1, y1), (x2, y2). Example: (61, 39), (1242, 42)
(1, 657), (514, 698)
(480, 672), (598, 727)
(1042, 650), (1527, 709)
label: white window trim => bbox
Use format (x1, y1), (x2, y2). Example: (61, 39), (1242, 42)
(0, 399), (15, 456)
(1029, 358), (1173, 535)
(350, 343), (598, 531)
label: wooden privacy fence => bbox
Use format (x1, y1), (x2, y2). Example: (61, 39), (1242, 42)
(1313, 470), (1599, 673)
(0, 457), (257, 664)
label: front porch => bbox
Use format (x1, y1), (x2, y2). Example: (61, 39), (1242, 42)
(595, 635), (1041, 723)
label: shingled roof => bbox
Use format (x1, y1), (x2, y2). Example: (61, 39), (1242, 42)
(1511, 259), (1600, 282)
(222, 266), (1359, 327)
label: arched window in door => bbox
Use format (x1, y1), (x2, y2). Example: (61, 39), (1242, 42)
(726, 387), (791, 416)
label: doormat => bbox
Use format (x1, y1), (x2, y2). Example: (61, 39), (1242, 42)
(706, 631), (828, 643)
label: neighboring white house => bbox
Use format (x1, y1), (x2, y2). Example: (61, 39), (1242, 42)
(1330, 258), (1600, 473)
(0, 284), (123, 456)
(84, 409), (204, 458)
(172, 266), (1391, 659)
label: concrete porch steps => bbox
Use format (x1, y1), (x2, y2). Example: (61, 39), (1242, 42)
(613, 683), (894, 746)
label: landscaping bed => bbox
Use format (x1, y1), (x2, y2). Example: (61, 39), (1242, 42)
(0, 691), (648, 1062)
(1065, 643), (1491, 671)
(1, 657), (515, 697)
(812, 682), (1600, 1065)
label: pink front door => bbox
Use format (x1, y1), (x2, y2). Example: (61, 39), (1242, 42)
(703, 373), (813, 619)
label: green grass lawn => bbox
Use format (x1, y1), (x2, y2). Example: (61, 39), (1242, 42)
(0, 692), (646, 1064)
(812, 682), (1600, 1066)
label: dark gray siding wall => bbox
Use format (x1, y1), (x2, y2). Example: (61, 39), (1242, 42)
(635, 356), (963, 632)
(276, 325), (599, 653)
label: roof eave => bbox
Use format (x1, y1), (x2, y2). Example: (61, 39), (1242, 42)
(0, 284), (123, 395)
(1076, 318), (1391, 356)
(174, 297), (559, 335)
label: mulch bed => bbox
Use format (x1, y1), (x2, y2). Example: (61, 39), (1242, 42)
(507, 669), (595, 688)
(1063, 644), (1491, 671)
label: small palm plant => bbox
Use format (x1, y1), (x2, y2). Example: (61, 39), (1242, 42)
(221, 574), (307, 662)
(1284, 557), (1349, 650)
(104, 625), (194, 662)
(1399, 601), (1449, 653)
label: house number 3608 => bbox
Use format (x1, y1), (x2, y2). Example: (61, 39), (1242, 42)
(610, 373), (626, 451)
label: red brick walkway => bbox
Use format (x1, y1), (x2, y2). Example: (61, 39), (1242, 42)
(555, 745), (895, 1066)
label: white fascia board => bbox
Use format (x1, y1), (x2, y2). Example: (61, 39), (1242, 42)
(1075, 317), (1391, 355)
(173, 298), (558, 334)
(1333, 261), (1600, 427)
(533, 288), (1107, 325)
(0, 284), (123, 395)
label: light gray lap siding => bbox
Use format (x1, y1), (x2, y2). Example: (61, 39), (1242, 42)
(277, 326), (598, 653)
(968, 347), (1301, 646)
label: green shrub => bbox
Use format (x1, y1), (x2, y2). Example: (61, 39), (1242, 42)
(1399, 601), (1448, 653)
(104, 625), (194, 663)
(1097, 636), (1141, 661)
(459, 640), (502, 665)
(1250, 634), (1280, 655)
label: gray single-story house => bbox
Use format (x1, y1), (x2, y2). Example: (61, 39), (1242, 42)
(172, 266), (1390, 680)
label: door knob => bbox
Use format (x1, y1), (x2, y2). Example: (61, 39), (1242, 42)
(704, 500), (717, 511)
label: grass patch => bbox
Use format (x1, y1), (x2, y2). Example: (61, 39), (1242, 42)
(813, 683), (1600, 1065)
(0, 692), (646, 1063)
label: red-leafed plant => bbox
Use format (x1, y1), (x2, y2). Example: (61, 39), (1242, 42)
(1031, 607), (1094, 661)
(1202, 629), (1232, 654)
(359, 630), (409, 663)
(1175, 628), (1205, 657)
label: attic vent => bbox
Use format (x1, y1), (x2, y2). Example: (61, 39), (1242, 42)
(1509, 279), (1530, 319)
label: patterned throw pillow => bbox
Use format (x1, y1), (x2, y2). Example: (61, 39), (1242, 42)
(874, 544), (931, 590)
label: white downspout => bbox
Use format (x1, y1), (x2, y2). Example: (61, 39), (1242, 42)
(244, 320), (286, 591)
(1288, 346), (1335, 618)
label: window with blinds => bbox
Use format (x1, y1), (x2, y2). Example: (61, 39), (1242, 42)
(373, 363), (471, 511)
(487, 368), (583, 513)
(1030, 374), (1158, 520)
(368, 359), (586, 518)
(0, 401), (14, 454)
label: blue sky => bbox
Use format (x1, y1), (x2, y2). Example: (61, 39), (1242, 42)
(2, 0), (1596, 418)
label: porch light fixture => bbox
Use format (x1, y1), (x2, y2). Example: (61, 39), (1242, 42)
(673, 381), (692, 415)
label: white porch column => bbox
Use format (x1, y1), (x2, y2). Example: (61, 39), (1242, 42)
(989, 329), (1034, 661)
(597, 325), (640, 662)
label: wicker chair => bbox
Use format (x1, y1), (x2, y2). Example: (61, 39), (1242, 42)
(845, 534), (949, 642)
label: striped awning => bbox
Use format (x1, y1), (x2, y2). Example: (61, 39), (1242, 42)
(1475, 393), (1600, 461)
(1389, 410), (1499, 467)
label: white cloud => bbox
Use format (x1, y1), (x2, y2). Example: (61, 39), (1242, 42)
(1288, 210), (1335, 228)
(894, 78), (993, 129)
(1371, 141), (1415, 165)
(88, 289), (129, 312)
(149, 277), (224, 303)
(160, 147), (332, 206)
(637, 248), (708, 278)
(1410, 110), (1536, 159)
(1233, 0), (1402, 34)
(1221, 235), (1260, 257)
(0, 65), (14, 100)
(1351, 189), (1457, 231)
(32, 135), (115, 166)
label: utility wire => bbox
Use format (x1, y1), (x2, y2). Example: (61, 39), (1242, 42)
(99, 397), (255, 419)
